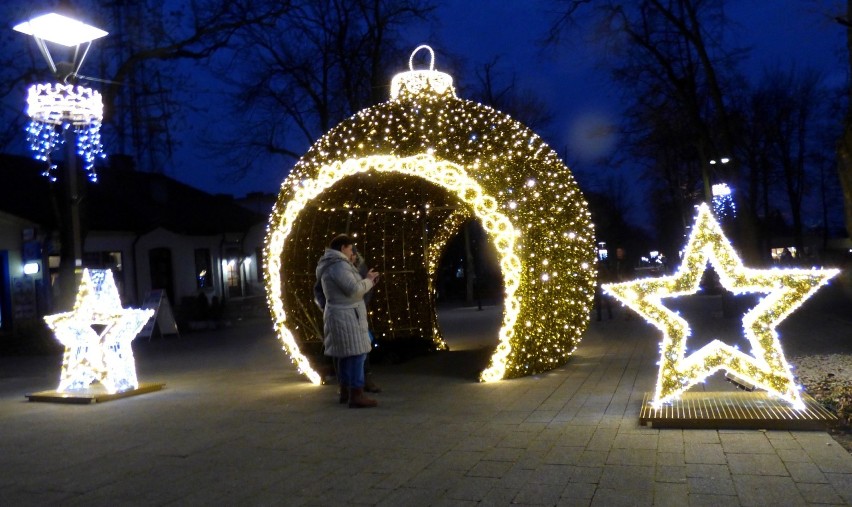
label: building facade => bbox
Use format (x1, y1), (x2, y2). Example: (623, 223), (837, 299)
(0, 154), (268, 335)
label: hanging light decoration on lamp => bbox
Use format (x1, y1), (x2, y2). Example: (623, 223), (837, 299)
(25, 83), (105, 181)
(14, 12), (108, 181)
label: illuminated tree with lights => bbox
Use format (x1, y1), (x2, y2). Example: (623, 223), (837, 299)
(265, 47), (597, 384)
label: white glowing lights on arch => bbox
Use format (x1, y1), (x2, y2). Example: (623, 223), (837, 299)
(267, 154), (521, 383)
(44, 269), (154, 394)
(265, 45), (596, 385)
(25, 83), (105, 181)
(603, 204), (838, 409)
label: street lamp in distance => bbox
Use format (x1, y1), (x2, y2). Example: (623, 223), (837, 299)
(703, 157), (730, 203)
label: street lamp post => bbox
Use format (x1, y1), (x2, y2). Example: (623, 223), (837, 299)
(14, 12), (108, 309)
(703, 157), (730, 203)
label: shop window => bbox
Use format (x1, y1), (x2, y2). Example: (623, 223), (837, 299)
(194, 248), (212, 289)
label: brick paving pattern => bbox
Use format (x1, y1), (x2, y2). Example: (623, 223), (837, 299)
(1, 287), (851, 506)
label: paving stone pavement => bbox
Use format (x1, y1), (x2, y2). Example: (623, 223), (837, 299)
(0, 290), (851, 506)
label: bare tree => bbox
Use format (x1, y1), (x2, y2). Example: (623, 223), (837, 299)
(212, 0), (436, 180)
(547, 0), (766, 259)
(470, 56), (554, 132)
(97, 0), (293, 173)
(744, 67), (831, 254)
(836, 1), (852, 241)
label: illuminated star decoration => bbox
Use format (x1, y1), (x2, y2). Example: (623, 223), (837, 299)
(44, 269), (154, 394)
(603, 204), (838, 410)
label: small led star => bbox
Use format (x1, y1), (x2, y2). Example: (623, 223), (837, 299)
(44, 269), (154, 394)
(603, 204), (838, 410)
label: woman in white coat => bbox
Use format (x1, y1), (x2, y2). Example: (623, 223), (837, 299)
(315, 234), (380, 408)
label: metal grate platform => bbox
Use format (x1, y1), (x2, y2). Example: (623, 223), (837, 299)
(26, 382), (165, 404)
(639, 391), (837, 430)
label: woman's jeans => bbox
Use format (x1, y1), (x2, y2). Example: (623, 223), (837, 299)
(337, 354), (366, 388)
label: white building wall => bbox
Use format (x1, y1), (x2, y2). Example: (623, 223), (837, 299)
(242, 222), (267, 294)
(134, 228), (225, 307)
(84, 231), (139, 305)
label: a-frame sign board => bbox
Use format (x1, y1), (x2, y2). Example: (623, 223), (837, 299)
(137, 289), (179, 340)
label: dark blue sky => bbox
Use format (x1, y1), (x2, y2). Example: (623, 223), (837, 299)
(165, 0), (846, 203)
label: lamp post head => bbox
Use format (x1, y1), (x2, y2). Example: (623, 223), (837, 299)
(13, 12), (107, 47)
(14, 12), (107, 81)
(15, 12), (108, 182)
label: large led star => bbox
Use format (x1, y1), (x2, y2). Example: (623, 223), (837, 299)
(44, 269), (154, 394)
(603, 204), (838, 410)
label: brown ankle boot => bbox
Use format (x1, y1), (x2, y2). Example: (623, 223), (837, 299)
(339, 385), (349, 404)
(348, 387), (377, 408)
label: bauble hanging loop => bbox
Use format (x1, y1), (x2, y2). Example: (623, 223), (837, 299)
(409, 44), (436, 71)
(390, 45), (454, 99)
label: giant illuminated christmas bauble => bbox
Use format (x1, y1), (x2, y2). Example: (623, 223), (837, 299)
(265, 46), (596, 384)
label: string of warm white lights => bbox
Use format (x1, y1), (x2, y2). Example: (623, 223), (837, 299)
(425, 207), (471, 350)
(44, 269), (153, 394)
(265, 46), (596, 384)
(603, 204), (838, 409)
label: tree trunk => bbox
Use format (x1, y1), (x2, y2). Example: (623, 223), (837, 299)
(839, 124), (852, 239)
(840, 0), (852, 240)
(464, 222), (475, 304)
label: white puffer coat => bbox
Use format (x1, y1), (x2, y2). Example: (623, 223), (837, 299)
(315, 248), (374, 357)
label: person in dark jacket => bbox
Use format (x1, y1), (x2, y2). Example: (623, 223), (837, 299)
(315, 234), (380, 408)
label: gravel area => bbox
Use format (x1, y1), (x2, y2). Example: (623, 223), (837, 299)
(790, 353), (852, 451)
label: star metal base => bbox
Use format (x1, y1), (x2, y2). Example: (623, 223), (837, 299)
(26, 382), (165, 404)
(639, 391), (837, 430)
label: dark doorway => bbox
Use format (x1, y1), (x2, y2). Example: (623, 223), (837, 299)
(435, 219), (503, 306)
(434, 220), (503, 352)
(148, 247), (175, 305)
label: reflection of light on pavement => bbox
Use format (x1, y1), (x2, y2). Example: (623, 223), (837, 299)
(436, 304), (503, 351)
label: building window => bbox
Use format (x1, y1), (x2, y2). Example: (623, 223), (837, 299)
(148, 248), (174, 305)
(194, 248), (212, 289)
(222, 248), (243, 297)
(83, 251), (123, 272)
(83, 251), (124, 295)
(224, 260), (239, 288)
